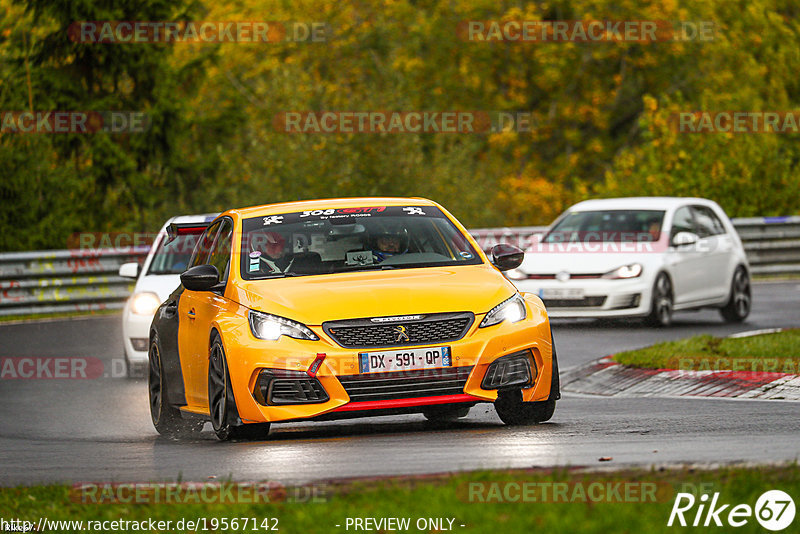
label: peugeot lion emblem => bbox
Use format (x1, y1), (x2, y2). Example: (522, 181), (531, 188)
(394, 325), (410, 343)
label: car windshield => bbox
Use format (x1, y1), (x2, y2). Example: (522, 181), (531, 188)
(147, 232), (202, 275)
(543, 209), (666, 243)
(240, 205), (482, 279)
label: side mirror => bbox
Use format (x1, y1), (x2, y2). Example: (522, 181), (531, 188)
(180, 265), (220, 291)
(118, 262), (139, 279)
(490, 243), (525, 271)
(671, 231), (699, 247)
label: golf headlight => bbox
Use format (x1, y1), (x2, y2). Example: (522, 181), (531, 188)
(248, 310), (319, 341)
(602, 263), (643, 279)
(504, 268), (527, 281)
(130, 292), (161, 316)
(480, 294), (527, 328)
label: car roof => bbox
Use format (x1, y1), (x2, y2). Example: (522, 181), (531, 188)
(567, 197), (716, 211)
(227, 197), (439, 218)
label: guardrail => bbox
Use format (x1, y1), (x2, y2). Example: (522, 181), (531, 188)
(0, 248), (149, 317)
(0, 217), (797, 317)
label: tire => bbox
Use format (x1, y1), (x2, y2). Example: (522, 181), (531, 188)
(422, 405), (471, 422)
(494, 389), (556, 425)
(646, 273), (673, 327)
(493, 328), (559, 426)
(720, 267), (751, 323)
(148, 335), (203, 437)
(208, 335), (271, 441)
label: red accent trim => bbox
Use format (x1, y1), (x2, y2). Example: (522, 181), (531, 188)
(332, 394), (478, 412)
(307, 353), (326, 378)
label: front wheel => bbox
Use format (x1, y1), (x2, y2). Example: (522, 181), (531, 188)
(494, 390), (556, 425)
(149, 335), (203, 437)
(720, 267), (751, 322)
(646, 273), (673, 327)
(208, 336), (271, 441)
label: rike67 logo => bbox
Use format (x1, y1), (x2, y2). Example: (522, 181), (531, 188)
(668, 490), (795, 530)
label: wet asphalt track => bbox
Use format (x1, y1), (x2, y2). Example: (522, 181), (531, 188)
(0, 281), (798, 486)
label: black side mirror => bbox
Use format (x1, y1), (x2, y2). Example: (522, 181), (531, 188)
(180, 264), (220, 291)
(490, 243), (524, 271)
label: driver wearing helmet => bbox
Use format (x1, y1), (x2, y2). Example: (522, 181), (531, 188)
(371, 223), (409, 263)
(254, 231), (291, 273)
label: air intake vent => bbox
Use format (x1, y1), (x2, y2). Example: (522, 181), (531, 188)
(338, 366), (474, 402)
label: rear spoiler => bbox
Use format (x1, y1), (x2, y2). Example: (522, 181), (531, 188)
(164, 218), (216, 245)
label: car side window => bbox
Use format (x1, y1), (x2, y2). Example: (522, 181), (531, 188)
(692, 206), (726, 237)
(190, 220), (221, 268)
(670, 207), (694, 240)
(207, 219), (233, 282)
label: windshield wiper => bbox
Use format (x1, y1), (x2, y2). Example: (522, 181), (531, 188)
(338, 264), (397, 272)
(255, 272), (305, 279)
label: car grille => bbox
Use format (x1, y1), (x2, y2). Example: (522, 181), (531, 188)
(542, 296), (607, 308)
(338, 366), (474, 402)
(323, 313), (474, 349)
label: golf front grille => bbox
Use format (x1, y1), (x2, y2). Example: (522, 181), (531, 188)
(542, 296), (607, 308)
(323, 312), (474, 349)
(338, 366), (474, 402)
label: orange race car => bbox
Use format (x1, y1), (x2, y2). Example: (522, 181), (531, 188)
(148, 198), (560, 440)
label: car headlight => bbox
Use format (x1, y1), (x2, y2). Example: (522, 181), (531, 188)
(248, 310), (319, 341)
(602, 263), (643, 279)
(504, 268), (527, 281)
(479, 293), (527, 328)
(130, 292), (161, 316)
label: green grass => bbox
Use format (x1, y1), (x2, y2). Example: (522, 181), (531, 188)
(1, 465), (798, 533)
(0, 309), (121, 323)
(613, 330), (800, 372)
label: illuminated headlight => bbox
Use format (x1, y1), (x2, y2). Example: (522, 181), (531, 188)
(130, 292), (161, 316)
(248, 310), (319, 341)
(504, 268), (527, 281)
(479, 294), (527, 328)
(602, 263), (643, 279)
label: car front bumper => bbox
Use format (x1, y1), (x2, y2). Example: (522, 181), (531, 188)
(512, 277), (654, 318)
(214, 297), (555, 424)
(121, 304), (153, 365)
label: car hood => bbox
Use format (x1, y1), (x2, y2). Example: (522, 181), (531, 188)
(230, 265), (515, 325)
(519, 249), (662, 275)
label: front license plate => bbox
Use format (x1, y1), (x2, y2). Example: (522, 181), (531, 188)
(540, 288), (585, 300)
(359, 346), (452, 373)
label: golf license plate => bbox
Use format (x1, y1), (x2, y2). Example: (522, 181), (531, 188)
(539, 288), (585, 300)
(359, 346), (452, 373)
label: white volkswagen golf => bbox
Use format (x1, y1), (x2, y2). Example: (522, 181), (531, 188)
(119, 213), (217, 376)
(508, 197), (751, 326)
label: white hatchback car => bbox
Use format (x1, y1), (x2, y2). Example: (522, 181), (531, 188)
(508, 197), (751, 326)
(119, 213), (217, 376)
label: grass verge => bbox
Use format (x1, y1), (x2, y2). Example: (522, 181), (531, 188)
(613, 330), (800, 372)
(1, 465), (798, 533)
